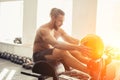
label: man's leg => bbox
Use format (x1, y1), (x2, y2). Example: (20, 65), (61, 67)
(69, 50), (90, 64)
(45, 49), (89, 74)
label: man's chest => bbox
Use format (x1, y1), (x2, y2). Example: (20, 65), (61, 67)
(50, 30), (61, 39)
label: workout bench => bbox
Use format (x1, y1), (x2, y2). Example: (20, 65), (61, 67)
(21, 60), (65, 80)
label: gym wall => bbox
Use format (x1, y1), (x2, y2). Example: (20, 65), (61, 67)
(0, 42), (32, 58)
(72, 0), (97, 39)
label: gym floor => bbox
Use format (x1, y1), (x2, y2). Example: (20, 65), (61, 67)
(0, 58), (91, 80)
(0, 58), (52, 80)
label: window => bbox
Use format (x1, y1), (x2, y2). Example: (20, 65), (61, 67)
(96, 0), (120, 47)
(0, 1), (23, 43)
(37, 0), (72, 35)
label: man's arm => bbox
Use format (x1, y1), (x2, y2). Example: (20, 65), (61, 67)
(40, 29), (80, 50)
(59, 29), (80, 45)
(40, 29), (92, 55)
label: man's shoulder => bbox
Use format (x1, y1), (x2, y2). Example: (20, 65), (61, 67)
(38, 25), (49, 32)
(37, 27), (49, 34)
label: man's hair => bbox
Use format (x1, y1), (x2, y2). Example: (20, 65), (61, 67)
(50, 8), (65, 18)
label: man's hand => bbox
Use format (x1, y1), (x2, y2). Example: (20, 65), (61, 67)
(78, 44), (92, 57)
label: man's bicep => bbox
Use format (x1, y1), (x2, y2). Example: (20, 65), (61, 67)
(44, 35), (57, 45)
(41, 31), (58, 46)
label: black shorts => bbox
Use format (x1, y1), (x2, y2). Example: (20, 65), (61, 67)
(33, 48), (54, 62)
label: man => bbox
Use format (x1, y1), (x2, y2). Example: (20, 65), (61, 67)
(33, 8), (92, 74)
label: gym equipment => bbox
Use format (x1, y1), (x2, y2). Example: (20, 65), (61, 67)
(61, 70), (90, 80)
(0, 52), (1, 58)
(87, 55), (112, 80)
(22, 62), (34, 69)
(0, 52), (11, 60)
(1, 52), (7, 59)
(10, 54), (15, 62)
(0, 51), (3, 58)
(0, 51), (33, 66)
(5, 52), (11, 60)
(23, 57), (32, 64)
(87, 58), (108, 80)
(0, 52), (10, 60)
(0, 52), (4, 58)
(13, 37), (22, 44)
(21, 60), (91, 80)
(81, 34), (104, 60)
(12, 55), (18, 63)
(32, 61), (60, 80)
(21, 60), (63, 80)
(21, 57), (28, 63)
(2, 52), (7, 59)
(81, 34), (110, 80)
(16, 56), (24, 65)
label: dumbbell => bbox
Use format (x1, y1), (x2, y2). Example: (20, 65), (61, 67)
(10, 54), (19, 63)
(22, 57), (34, 69)
(13, 55), (19, 63)
(10, 54), (15, 62)
(1, 52), (6, 59)
(21, 57), (28, 63)
(0, 52), (4, 59)
(0, 52), (3, 58)
(16, 56), (24, 65)
(5, 52), (9, 59)
(0, 51), (2, 58)
(22, 62), (34, 69)
(3, 52), (11, 60)
(26, 57), (33, 64)
(5, 53), (11, 60)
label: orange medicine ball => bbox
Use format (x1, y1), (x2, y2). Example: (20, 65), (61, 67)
(81, 34), (104, 59)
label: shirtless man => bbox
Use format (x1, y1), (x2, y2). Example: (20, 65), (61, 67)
(33, 8), (91, 74)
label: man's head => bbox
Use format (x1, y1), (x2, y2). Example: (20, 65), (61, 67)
(50, 8), (65, 30)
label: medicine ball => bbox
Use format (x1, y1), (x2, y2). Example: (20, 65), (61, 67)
(81, 34), (104, 59)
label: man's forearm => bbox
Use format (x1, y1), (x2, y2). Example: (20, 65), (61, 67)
(65, 37), (80, 45)
(54, 41), (80, 50)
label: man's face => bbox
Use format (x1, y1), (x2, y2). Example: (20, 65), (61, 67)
(54, 15), (64, 30)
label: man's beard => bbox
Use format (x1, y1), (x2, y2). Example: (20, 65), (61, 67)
(54, 22), (59, 31)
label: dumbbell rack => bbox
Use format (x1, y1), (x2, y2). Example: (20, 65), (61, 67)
(0, 51), (33, 69)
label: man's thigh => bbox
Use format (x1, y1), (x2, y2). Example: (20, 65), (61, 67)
(45, 48), (64, 60)
(69, 50), (89, 57)
(33, 48), (54, 62)
(45, 48), (74, 60)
